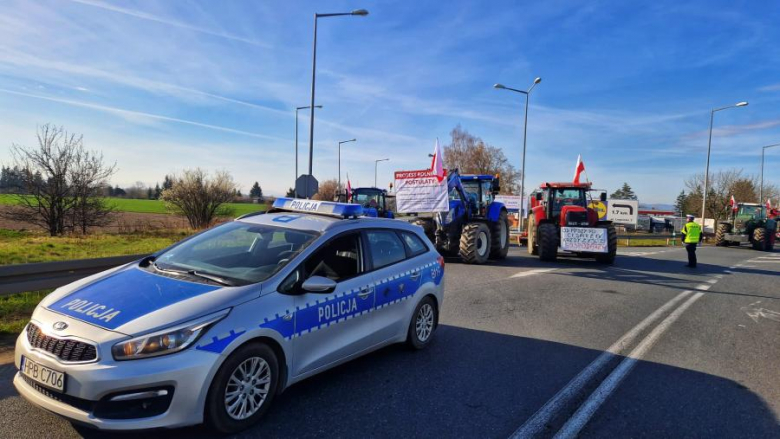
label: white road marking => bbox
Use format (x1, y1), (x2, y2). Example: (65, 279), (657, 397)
(509, 289), (694, 439)
(510, 268), (557, 278)
(554, 291), (706, 439)
(741, 301), (780, 323)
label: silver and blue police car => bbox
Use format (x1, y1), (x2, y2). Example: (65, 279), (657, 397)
(14, 198), (444, 433)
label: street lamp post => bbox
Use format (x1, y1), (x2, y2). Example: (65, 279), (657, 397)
(375, 158), (389, 187)
(295, 105), (322, 192)
(338, 138), (356, 194)
(306, 9), (368, 198)
(760, 143), (780, 205)
(701, 101), (748, 222)
(494, 77), (542, 232)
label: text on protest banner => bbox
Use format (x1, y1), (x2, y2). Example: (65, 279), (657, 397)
(560, 227), (608, 253)
(394, 169), (449, 213)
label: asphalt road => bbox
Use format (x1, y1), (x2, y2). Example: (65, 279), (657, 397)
(1, 245), (778, 438)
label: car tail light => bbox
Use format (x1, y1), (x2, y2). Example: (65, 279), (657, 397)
(437, 255), (445, 270)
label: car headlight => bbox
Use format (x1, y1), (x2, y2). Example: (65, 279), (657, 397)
(112, 309), (230, 361)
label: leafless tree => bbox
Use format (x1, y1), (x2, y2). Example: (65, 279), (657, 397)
(312, 179), (341, 201)
(161, 169), (237, 229)
(443, 125), (520, 194)
(3, 124), (115, 236)
(683, 168), (779, 225)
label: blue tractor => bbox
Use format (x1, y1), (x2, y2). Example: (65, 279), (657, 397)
(349, 187), (395, 218)
(412, 170), (510, 264)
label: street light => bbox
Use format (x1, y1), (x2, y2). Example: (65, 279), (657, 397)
(375, 158), (389, 187)
(701, 101), (748, 221)
(295, 105), (322, 190)
(494, 76), (542, 233)
(306, 9), (369, 198)
(760, 143), (780, 205)
(338, 138), (356, 193)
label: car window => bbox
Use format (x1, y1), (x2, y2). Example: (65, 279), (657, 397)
(400, 231), (427, 257)
(279, 233), (362, 294)
(367, 230), (407, 269)
(153, 221), (318, 286)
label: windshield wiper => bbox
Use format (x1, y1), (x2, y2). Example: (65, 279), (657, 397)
(186, 270), (235, 287)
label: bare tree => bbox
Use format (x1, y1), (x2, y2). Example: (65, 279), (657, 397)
(683, 168), (779, 225)
(3, 124), (115, 236)
(443, 125), (520, 194)
(312, 179), (341, 201)
(161, 169), (237, 229)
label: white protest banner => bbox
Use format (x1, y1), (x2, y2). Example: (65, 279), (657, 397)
(394, 169), (449, 213)
(560, 227), (608, 253)
(495, 195), (523, 211)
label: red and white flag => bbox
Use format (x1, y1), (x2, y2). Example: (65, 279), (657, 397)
(730, 195), (737, 211)
(573, 155), (586, 184)
(767, 199), (772, 210)
(345, 175), (352, 202)
(430, 138), (445, 182)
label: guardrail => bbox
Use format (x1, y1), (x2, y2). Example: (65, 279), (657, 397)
(616, 234), (678, 246)
(0, 254), (145, 297)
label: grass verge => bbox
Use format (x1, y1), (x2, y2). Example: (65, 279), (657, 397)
(0, 290), (50, 335)
(0, 229), (192, 265)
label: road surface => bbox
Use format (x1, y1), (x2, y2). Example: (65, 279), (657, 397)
(1, 245), (778, 438)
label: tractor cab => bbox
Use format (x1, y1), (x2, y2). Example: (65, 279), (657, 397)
(350, 187), (394, 218)
(732, 203), (766, 233)
(530, 182), (602, 227)
(457, 175), (500, 216)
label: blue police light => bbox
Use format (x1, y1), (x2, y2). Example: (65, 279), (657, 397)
(271, 198), (363, 218)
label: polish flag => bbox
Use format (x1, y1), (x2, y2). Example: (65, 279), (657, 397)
(430, 138), (445, 182)
(345, 175), (352, 202)
(730, 195), (736, 210)
(573, 155), (586, 184)
(767, 199), (772, 210)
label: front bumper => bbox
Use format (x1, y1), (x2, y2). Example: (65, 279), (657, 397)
(14, 328), (221, 430)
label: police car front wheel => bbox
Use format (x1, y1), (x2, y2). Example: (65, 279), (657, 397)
(407, 296), (438, 349)
(205, 342), (280, 434)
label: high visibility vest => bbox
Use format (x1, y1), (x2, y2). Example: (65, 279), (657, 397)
(682, 221), (701, 243)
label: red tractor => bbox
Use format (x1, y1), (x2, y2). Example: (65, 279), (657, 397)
(527, 182), (617, 263)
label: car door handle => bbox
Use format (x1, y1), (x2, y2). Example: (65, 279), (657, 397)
(410, 271), (421, 281)
(358, 287), (373, 299)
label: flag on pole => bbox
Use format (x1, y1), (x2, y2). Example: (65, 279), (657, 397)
(346, 174), (352, 202)
(730, 195), (737, 211)
(430, 138), (445, 182)
(767, 198), (772, 210)
(573, 155), (586, 184)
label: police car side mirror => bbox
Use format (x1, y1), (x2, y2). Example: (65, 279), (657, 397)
(302, 276), (337, 293)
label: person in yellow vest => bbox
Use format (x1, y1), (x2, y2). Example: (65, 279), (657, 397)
(680, 214), (702, 268)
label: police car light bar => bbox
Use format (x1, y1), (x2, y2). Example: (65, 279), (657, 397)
(271, 198), (363, 218)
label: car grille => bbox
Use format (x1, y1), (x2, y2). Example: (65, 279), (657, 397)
(26, 323), (98, 363)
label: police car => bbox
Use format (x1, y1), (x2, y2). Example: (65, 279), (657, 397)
(13, 198), (444, 433)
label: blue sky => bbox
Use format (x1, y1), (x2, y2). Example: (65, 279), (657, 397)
(1, 0), (779, 202)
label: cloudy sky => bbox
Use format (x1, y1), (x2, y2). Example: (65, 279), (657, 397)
(1, 0), (779, 202)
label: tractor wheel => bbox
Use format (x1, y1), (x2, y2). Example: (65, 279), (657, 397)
(459, 222), (491, 264)
(595, 224), (618, 264)
(489, 210), (510, 260)
(537, 223), (558, 262)
(412, 219), (435, 245)
(527, 215), (538, 255)
(752, 227), (767, 251)
(715, 223), (731, 247)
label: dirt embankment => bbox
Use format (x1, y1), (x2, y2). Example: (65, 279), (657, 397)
(0, 205), (192, 233)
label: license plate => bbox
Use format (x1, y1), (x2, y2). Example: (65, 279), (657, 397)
(20, 356), (66, 392)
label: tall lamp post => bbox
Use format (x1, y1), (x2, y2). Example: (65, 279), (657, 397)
(375, 158), (389, 188)
(494, 77), (542, 232)
(306, 9), (368, 198)
(701, 101), (748, 221)
(338, 138), (356, 193)
(295, 105), (322, 190)
(760, 143), (780, 205)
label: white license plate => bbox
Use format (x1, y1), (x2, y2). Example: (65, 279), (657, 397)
(20, 356), (66, 392)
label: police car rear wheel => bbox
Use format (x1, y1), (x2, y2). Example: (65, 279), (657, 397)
(206, 343), (279, 434)
(407, 296), (438, 349)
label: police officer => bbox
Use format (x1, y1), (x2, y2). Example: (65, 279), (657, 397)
(680, 214), (702, 267)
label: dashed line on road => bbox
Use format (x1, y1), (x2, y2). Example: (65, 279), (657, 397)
(510, 268), (557, 279)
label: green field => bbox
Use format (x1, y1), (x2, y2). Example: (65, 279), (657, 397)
(0, 229), (190, 265)
(0, 290), (50, 335)
(0, 194), (266, 216)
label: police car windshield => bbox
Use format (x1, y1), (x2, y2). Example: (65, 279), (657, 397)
(151, 221), (319, 286)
